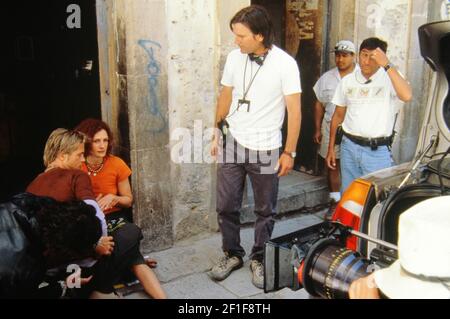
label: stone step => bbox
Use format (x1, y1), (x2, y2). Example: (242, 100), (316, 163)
(240, 170), (328, 224)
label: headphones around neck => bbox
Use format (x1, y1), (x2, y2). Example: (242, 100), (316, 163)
(248, 51), (268, 66)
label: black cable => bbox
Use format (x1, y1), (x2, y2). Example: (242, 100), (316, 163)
(424, 151), (450, 159)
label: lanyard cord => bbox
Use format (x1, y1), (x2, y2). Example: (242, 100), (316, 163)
(243, 56), (263, 100)
(226, 56), (263, 120)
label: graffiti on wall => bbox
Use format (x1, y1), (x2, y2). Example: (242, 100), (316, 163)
(138, 39), (167, 133)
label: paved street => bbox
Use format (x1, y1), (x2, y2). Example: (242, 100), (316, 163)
(121, 210), (326, 299)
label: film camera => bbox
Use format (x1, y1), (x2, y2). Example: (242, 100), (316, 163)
(264, 221), (397, 299)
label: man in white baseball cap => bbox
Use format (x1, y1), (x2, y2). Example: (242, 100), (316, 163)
(349, 195), (450, 299)
(333, 40), (356, 54)
(313, 40), (357, 218)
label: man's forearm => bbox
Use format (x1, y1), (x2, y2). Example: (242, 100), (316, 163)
(285, 94), (302, 152)
(328, 116), (339, 148)
(285, 116), (301, 152)
(387, 68), (412, 102)
(314, 101), (325, 132)
(215, 87), (232, 128)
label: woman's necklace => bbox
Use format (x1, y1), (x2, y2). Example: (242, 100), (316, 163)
(86, 158), (105, 176)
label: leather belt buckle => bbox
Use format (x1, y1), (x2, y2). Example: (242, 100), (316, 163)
(370, 139), (378, 150)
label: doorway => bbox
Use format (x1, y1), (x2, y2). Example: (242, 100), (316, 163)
(0, 0), (101, 201)
(253, 0), (330, 175)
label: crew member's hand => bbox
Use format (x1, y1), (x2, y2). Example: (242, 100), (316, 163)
(326, 150), (337, 170)
(276, 153), (294, 177)
(97, 194), (119, 211)
(80, 276), (93, 286)
(349, 273), (380, 299)
(95, 236), (115, 256)
(370, 48), (389, 68)
(313, 129), (322, 144)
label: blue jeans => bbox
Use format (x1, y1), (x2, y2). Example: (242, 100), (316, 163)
(340, 136), (394, 194)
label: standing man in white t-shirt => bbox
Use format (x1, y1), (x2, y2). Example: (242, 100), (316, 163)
(313, 40), (357, 214)
(209, 5), (301, 289)
(326, 37), (412, 193)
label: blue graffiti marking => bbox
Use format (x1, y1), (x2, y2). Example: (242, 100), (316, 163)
(138, 39), (167, 133)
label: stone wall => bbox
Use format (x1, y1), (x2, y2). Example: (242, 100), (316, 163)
(112, 0), (173, 251)
(167, 0), (218, 242)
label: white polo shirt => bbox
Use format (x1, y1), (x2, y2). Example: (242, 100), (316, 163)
(313, 66), (358, 122)
(221, 45), (302, 151)
(332, 67), (401, 138)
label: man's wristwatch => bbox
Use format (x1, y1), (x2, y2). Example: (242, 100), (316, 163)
(283, 151), (296, 159)
(384, 62), (393, 72)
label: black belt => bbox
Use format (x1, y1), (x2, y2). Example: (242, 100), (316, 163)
(343, 130), (393, 150)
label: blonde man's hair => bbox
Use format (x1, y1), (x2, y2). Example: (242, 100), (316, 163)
(43, 128), (86, 167)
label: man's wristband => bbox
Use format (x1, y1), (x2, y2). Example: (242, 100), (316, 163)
(384, 62), (393, 72)
(283, 151), (296, 159)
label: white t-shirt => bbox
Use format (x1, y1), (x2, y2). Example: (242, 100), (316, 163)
(221, 45), (302, 151)
(313, 66), (358, 122)
(332, 67), (401, 138)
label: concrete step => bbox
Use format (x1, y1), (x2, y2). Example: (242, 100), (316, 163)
(240, 170), (328, 224)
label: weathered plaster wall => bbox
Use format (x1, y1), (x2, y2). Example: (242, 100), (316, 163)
(217, 1), (250, 68)
(167, 0), (218, 241)
(116, 0), (173, 251)
(168, 0), (250, 240)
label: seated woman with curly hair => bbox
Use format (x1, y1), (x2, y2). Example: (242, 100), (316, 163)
(75, 118), (166, 299)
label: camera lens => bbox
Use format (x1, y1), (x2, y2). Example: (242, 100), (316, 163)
(300, 238), (372, 299)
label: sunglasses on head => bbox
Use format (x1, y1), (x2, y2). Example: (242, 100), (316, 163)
(335, 45), (350, 51)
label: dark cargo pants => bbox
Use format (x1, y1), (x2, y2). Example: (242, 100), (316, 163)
(216, 135), (280, 262)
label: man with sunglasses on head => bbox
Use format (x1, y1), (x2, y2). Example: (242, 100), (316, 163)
(326, 37), (412, 194)
(313, 40), (357, 217)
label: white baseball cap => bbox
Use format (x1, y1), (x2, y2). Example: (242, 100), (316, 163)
(374, 196), (450, 299)
(333, 40), (356, 54)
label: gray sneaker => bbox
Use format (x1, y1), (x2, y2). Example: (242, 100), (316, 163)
(207, 255), (243, 281)
(250, 260), (264, 289)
